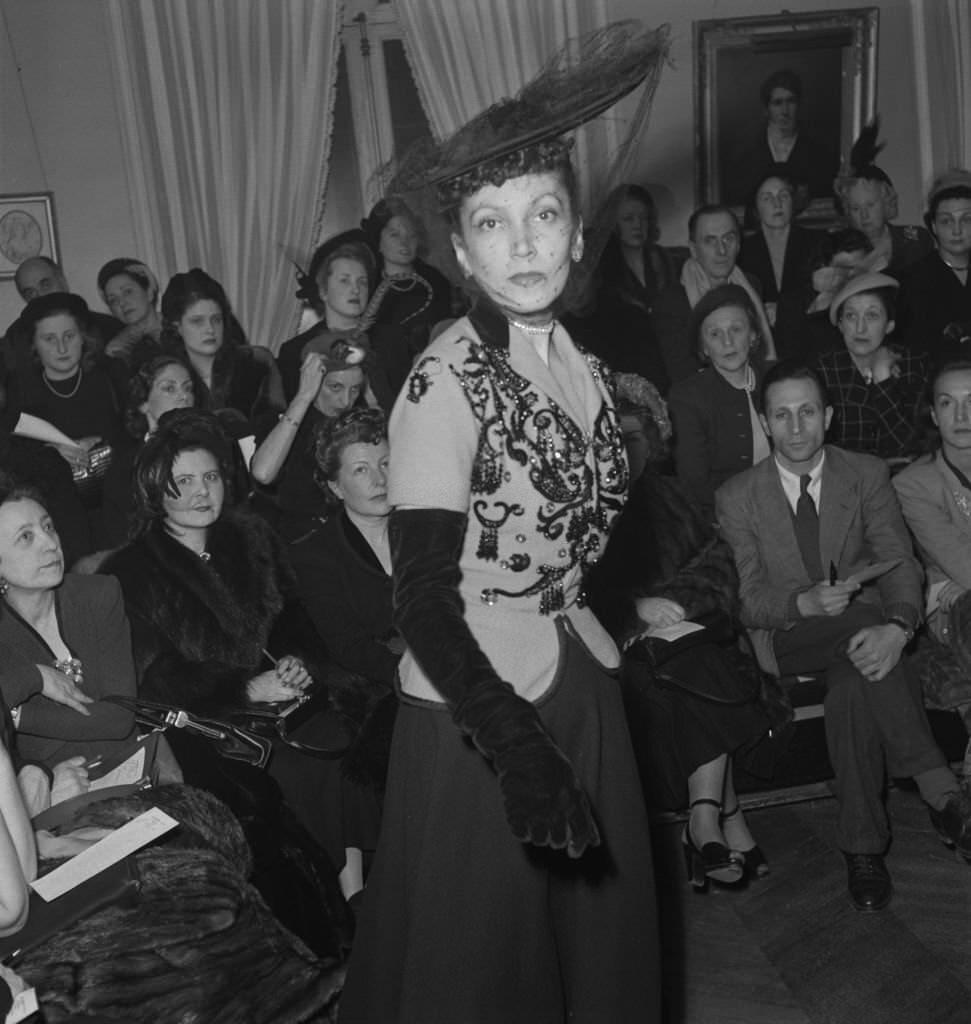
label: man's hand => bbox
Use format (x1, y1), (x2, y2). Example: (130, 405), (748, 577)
(796, 580), (860, 618)
(846, 624), (908, 681)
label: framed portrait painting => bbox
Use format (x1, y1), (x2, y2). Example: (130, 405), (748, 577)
(0, 193), (59, 280)
(694, 8), (878, 224)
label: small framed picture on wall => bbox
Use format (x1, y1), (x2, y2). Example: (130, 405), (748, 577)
(0, 192), (59, 279)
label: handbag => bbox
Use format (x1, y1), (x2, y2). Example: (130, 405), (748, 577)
(71, 442), (112, 497)
(105, 696), (273, 769)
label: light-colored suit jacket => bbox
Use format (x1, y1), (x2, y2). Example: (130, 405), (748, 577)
(715, 445), (922, 674)
(893, 451), (971, 639)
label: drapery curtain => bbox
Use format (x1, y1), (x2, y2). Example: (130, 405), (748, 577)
(104, 0), (343, 351)
(911, 0), (971, 190)
(396, 0), (646, 224)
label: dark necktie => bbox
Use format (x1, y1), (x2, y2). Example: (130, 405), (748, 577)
(794, 473), (823, 581)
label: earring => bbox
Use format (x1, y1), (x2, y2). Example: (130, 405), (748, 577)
(0, 578), (8, 597)
(571, 245), (584, 263)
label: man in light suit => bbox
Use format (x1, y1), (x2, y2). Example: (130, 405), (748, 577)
(716, 360), (971, 911)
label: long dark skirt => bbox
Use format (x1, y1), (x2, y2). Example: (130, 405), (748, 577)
(622, 642), (770, 810)
(340, 619), (661, 1024)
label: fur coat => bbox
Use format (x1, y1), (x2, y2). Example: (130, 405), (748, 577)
(19, 785), (345, 1023)
(587, 468), (740, 645)
(102, 507), (325, 712)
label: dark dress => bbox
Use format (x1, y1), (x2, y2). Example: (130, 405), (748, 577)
(897, 250), (971, 358)
(586, 470), (768, 809)
(101, 508), (380, 869)
(0, 574), (137, 768)
(290, 509), (398, 685)
(737, 225), (823, 305)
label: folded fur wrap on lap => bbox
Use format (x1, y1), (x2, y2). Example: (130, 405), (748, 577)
(19, 785), (344, 1024)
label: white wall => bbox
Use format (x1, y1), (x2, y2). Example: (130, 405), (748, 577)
(0, 0), (932, 329)
(0, 0), (135, 328)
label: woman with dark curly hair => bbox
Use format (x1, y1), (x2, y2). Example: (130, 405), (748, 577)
(159, 268), (284, 438)
(96, 354), (198, 549)
(102, 408), (379, 901)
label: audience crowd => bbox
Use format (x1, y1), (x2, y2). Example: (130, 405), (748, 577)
(1, 45), (971, 1021)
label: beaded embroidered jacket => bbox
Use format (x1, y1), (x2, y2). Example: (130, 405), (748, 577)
(387, 303), (628, 702)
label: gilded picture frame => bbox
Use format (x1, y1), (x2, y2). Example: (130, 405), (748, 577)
(0, 192), (60, 280)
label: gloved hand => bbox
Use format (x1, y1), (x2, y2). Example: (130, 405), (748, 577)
(391, 507), (600, 855)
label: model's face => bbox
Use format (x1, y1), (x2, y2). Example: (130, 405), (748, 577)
(380, 216), (419, 270)
(328, 439), (390, 517)
(616, 197), (653, 250)
(619, 412), (650, 483)
(33, 313), (83, 380)
(140, 363), (195, 432)
(16, 260), (66, 303)
(767, 87), (798, 132)
(319, 257), (369, 326)
(837, 292), (894, 359)
(932, 198), (971, 261)
(932, 369), (971, 453)
(0, 498), (63, 597)
(163, 448), (224, 535)
(755, 177), (794, 229)
(760, 377), (832, 473)
(177, 299), (224, 358)
(452, 171), (579, 317)
(104, 273), (153, 325)
(690, 212), (739, 284)
(845, 180), (888, 239)
(700, 305), (756, 376)
(314, 367), (364, 418)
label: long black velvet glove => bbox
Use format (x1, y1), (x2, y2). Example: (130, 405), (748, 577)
(390, 507), (600, 857)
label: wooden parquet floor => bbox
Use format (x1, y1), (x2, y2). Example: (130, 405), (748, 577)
(653, 788), (971, 1024)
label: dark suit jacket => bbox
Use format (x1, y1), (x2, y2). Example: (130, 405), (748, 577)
(738, 225), (823, 304)
(715, 445), (922, 673)
(897, 251), (971, 357)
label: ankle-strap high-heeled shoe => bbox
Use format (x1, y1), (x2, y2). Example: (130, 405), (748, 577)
(721, 802), (769, 880)
(682, 798), (745, 891)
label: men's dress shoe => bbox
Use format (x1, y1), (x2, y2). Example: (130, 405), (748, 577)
(843, 852), (893, 912)
(929, 789), (971, 861)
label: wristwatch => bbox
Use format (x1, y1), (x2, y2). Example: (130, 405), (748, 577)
(886, 617), (916, 644)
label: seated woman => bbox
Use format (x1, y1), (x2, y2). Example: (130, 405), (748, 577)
(817, 272), (926, 462)
(774, 228), (882, 363)
(587, 374), (769, 888)
(834, 119), (934, 276)
(12, 293), (126, 515)
(360, 197), (454, 355)
(97, 354), (198, 550)
(277, 232), (404, 410)
(158, 268), (284, 440)
(586, 183), (673, 389)
(97, 257), (163, 364)
(893, 355), (971, 775)
(290, 407), (399, 686)
(897, 169), (971, 360)
(252, 338), (370, 542)
(0, 474), (137, 770)
(667, 285), (771, 521)
(102, 409), (379, 898)
(737, 165), (822, 323)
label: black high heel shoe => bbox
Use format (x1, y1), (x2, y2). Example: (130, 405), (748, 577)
(682, 799), (745, 891)
(721, 803), (769, 880)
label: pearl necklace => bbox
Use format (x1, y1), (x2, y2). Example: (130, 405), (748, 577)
(507, 316), (556, 335)
(42, 366), (83, 399)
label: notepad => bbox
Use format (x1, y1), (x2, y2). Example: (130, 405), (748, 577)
(31, 807), (177, 903)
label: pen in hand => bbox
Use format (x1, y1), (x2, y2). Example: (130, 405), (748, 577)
(829, 561), (839, 586)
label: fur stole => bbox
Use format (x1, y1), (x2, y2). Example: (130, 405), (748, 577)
(589, 470), (740, 643)
(106, 508), (294, 674)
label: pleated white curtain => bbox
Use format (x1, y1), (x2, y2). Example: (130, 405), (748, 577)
(396, 0), (625, 222)
(104, 0), (343, 350)
(911, 0), (971, 190)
